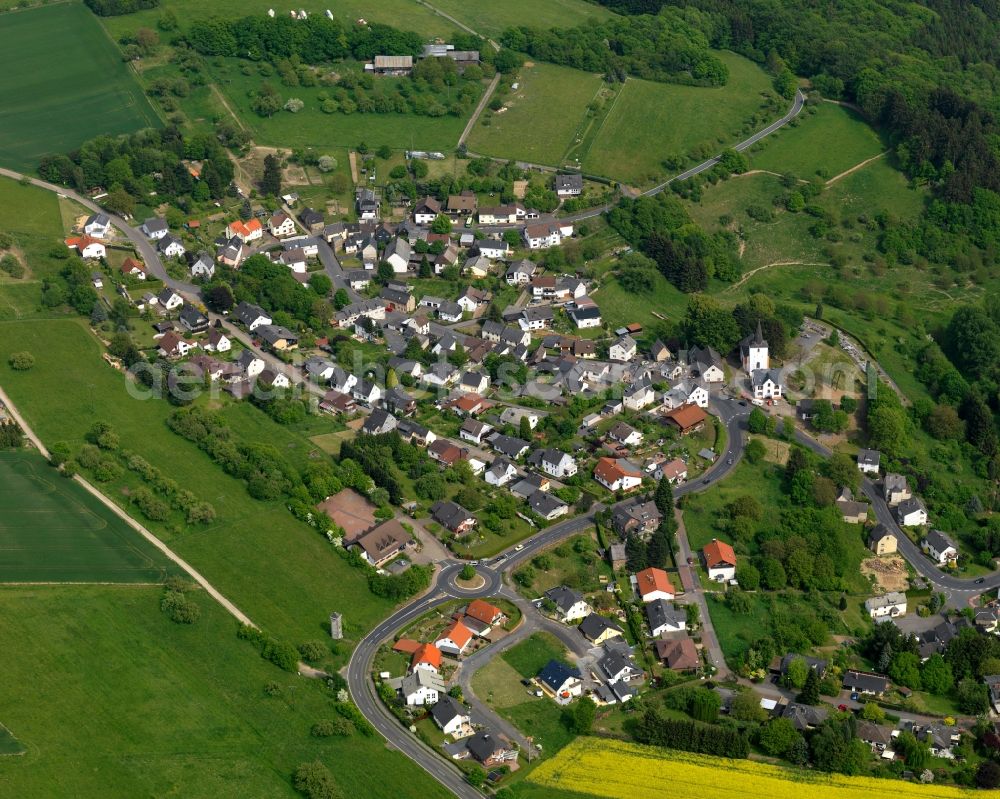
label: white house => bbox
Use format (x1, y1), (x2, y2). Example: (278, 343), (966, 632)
(555, 173), (583, 197)
(594, 457), (643, 492)
(522, 222), (562, 249)
(751, 369), (783, 400)
(459, 418), (492, 445)
(413, 196), (442, 226)
(83, 213), (111, 239)
(865, 591), (907, 619)
(188, 251), (215, 279)
(897, 496), (928, 527)
(235, 302), (272, 331)
(609, 335), (637, 363)
(140, 217), (169, 240)
(633, 567), (675, 603)
(857, 449), (881, 475)
(400, 669), (445, 706)
(540, 448), (577, 479)
(430, 696), (471, 738)
(703, 539), (737, 582)
(204, 330), (231, 353)
(384, 238), (411, 274)
(475, 239), (509, 260)
(435, 620), (473, 657)
(485, 458), (518, 487)
(922, 529), (958, 565)
(157, 288), (184, 311)
(544, 586), (591, 623)
(608, 423), (643, 448)
(269, 211), (297, 238)
(65, 236), (106, 259)
(646, 598), (687, 637)
(157, 235), (186, 259)
(236, 350), (265, 378)
(884, 473), (911, 506)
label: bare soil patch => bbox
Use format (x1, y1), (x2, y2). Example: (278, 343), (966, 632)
(861, 556), (909, 593)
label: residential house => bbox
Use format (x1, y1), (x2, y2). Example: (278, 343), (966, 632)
(518, 305), (554, 331)
(255, 324), (298, 351)
(523, 222), (568, 249)
(634, 567), (675, 602)
(64, 235), (105, 259)
(484, 457), (518, 487)
(277, 247), (307, 272)
(395, 418), (434, 445)
(352, 379), (382, 406)
(598, 646), (643, 685)
(204, 329), (231, 353)
(607, 423), (642, 449)
(751, 369), (783, 400)
(459, 418), (492, 446)
(384, 386), (416, 416)
(225, 219), (263, 243)
(554, 173), (583, 197)
(464, 599), (506, 631)
(568, 304), (602, 329)
(216, 236), (244, 267)
(594, 457), (643, 492)
(464, 731), (518, 767)
(884, 473), (911, 506)
(646, 599), (686, 637)
(609, 335), (636, 363)
(659, 458), (688, 484)
(140, 217), (169, 240)
(663, 403), (708, 435)
(579, 613), (624, 645)
(837, 495), (869, 524)
(664, 379), (709, 410)
(686, 346), (725, 383)
(536, 660), (583, 701)
(269, 211), (296, 238)
(178, 304), (209, 333)
(474, 239), (509, 260)
(346, 269), (371, 291)
(984, 675), (1000, 714)
(83, 212), (111, 238)
(459, 370), (489, 394)
(410, 643), (442, 674)
(384, 238), (412, 274)
(865, 592), (907, 620)
(655, 637), (700, 671)
(299, 208), (326, 233)
(349, 518), (412, 567)
(842, 670), (890, 696)
(400, 669), (445, 706)
(431, 696), (471, 738)
(91, 272), (103, 289)
(435, 619), (474, 657)
(157, 233), (186, 259)
(528, 490), (568, 520)
(490, 434), (530, 460)
(380, 284), (415, 313)
(413, 196), (442, 226)
(320, 390), (358, 415)
(544, 585), (591, 623)
(922, 529), (958, 565)
(477, 204), (522, 225)
(534, 448), (575, 479)
(438, 301), (463, 322)
(362, 408), (398, 436)
(157, 331), (195, 359)
(356, 187), (380, 220)
(422, 362), (458, 389)
(187, 251), (215, 279)
(611, 501), (661, 538)
(457, 287), (492, 316)
(703, 539), (737, 582)
(857, 449), (881, 475)
(651, 340), (671, 362)
(257, 368), (291, 390)
(781, 702), (828, 732)
(868, 525), (898, 556)
(897, 496), (928, 527)
(121, 257), (147, 279)
(157, 288), (184, 311)
(430, 500), (476, 535)
(499, 407), (539, 430)
(236, 350), (265, 378)
(446, 191), (477, 217)
(505, 259), (536, 285)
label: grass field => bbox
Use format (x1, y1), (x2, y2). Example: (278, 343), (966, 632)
(0, 585), (450, 798)
(0, 3), (160, 171)
(427, 0), (615, 37)
(0, 318), (393, 654)
(528, 737), (975, 799)
(0, 723), (24, 756)
(594, 269), (687, 331)
(207, 59), (472, 151)
(99, 0), (459, 42)
(468, 62), (604, 166)
(502, 631), (570, 679)
(748, 102), (885, 179)
(0, 450), (176, 583)
(582, 52), (775, 187)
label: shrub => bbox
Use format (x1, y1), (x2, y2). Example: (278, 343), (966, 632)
(311, 718), (351, 737)
(160, 589), (201, 624)
(298, 641), (327, 662)
(292, 760), (340, 799)
(8, 351), (34, 370)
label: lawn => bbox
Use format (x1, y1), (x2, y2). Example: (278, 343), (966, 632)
(582, 52), (775, 187)
(0, 3), (160, 172)
(502, 631), (570, 679)
(593, 269), (688, 331)
(0, 318), (394, 654)
(0, 450), (177, 583)
(468, 63), (604, 166)
(748, 102), (885, 180)
(0, 584), (450, 799)
(427, 0), (615, 38)
(516, 532), (613, 597)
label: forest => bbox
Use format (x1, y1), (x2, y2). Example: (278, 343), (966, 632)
(501, 11), (728, 85)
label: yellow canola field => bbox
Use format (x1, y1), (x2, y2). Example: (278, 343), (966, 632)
(528, 738), (978, 798)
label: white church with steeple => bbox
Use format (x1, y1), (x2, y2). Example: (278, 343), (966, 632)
(740, 321), (769, 372)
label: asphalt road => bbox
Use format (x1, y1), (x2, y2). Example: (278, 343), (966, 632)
(345, 395), (749, 795)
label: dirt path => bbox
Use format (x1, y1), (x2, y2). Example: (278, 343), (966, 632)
(726, 260), (828, 291)
(0, 382), (258, 629)
(825, 151), (885, 186)
(458, 71), (501, 147)
(210, 84), (250, 137)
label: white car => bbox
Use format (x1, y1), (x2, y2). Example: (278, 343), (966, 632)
(514, 544), (525, 552)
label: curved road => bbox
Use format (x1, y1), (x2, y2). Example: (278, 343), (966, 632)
(345, 396), (749, 796)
